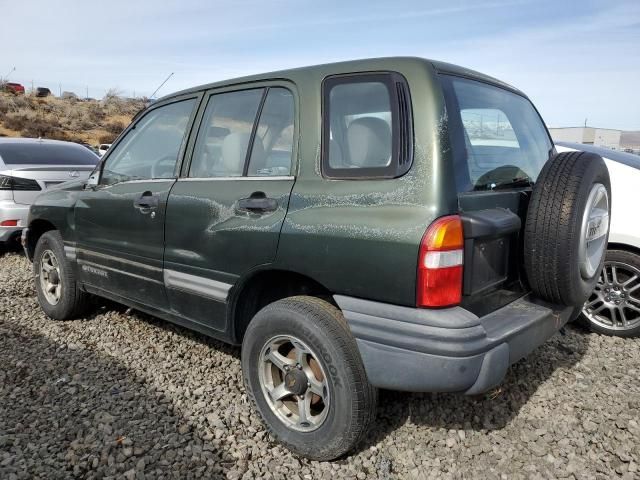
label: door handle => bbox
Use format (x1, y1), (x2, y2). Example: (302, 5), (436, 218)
(236, 192), (278, 213)
(133, 192), (159, 213)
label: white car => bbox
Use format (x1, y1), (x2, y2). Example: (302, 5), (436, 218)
(98, 144), (111, 157)
(556, 142), (640, 337)
(0, 138), (99, 249)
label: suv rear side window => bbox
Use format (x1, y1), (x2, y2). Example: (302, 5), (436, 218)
(189, 89), (263, 178)
(441, 76), (552, 191)
(322, 73), (412, 178)
(247, 88), (295, 176)
(190, 87), (295, 178)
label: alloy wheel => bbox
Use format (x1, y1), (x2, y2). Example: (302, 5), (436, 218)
(258, 335), (330, 432)
(582, 261), (640, 331)
(39, 249), (62, 305)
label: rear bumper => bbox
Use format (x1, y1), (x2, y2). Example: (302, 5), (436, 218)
(0, 200), (29, 242)
(334, 294), (575, 394)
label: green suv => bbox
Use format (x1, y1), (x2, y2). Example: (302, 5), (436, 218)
(23, 57), (611, 460)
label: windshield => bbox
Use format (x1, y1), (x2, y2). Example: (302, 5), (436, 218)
(441, 75), (552, 192)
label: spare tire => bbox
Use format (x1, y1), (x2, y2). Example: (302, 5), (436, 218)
(524, 151), (611, 306)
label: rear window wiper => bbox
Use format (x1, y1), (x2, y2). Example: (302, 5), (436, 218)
(474, 176), (533, 191)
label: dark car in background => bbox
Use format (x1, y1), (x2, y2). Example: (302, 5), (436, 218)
(36, 87), (51, 97)
(0, 138), (99, 248)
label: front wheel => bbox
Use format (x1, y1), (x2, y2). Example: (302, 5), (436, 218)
(580, 250), (640, 337)
(34, 231), (92, 320)
(241, 296), (377, 461)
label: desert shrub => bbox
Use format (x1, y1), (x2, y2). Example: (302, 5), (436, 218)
(105, 120), (126, 134)
(0, 94), (29, 115)
(98, 132), (118, 144)
(0, 91), (140, 145)
(64, 107), (96, 132)
(20, 120), (57, 138)
(86, 102), (105, 123)
(4, 112), (30, 131)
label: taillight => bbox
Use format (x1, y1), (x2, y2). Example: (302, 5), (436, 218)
(0, 175), (41, 191)
(417, 215), (464, 308)
(1, 220), (18, 227)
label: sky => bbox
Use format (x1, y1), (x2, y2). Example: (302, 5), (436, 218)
(1, 0), (639, 130)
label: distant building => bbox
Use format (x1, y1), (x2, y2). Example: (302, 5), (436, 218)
(548, 127), (622, 150)
(620, 131), (640, 155)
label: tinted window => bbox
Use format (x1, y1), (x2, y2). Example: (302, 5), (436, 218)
(101, 98), (195, 184)
(247, 88), (295, 176)
(189, 89), (263, 178)
(442, 76), (552, 191)
(0, 142), (99, 165)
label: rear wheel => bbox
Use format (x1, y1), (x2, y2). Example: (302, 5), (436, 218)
(34, 231), (92, 319)
(580, 250), (640, 337)
(242, 296), (377, 461)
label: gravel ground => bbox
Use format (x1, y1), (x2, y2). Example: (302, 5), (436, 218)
(1, 250), (639, 480)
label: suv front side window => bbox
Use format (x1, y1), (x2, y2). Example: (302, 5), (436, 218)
(100, 98), (196, 185)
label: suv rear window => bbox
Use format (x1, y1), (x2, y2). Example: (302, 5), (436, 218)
(441, 75), (552, 192)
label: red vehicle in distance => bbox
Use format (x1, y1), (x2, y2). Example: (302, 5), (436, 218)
(3, 82), (25, 95)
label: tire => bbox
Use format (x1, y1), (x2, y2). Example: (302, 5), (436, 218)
(241, 296), (377, 461)
(34, 231), (92, 319)
(524, 151), (611, 306)
(579, 249), (640, 337)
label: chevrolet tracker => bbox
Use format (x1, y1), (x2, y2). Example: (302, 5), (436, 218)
(23, 57), (611, 460)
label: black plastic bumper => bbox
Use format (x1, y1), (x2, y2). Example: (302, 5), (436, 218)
(334, 294), (575, 394)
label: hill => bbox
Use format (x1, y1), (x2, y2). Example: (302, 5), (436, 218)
(0, 92), (145, 146)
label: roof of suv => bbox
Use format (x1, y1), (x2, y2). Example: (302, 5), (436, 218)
(159, 57), (525, 102)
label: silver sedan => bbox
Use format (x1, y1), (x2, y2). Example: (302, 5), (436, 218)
(0, 138), (99, 246)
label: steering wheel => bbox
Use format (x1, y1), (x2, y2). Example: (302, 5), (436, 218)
(150, 155), (177, 178)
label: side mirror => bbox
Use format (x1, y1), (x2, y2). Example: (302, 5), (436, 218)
(85, 173), (99, 189)
(85, 167), (100, 189)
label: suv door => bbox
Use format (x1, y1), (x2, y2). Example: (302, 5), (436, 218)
(163, 85), (297, 332)
(74, 95), (199, 308)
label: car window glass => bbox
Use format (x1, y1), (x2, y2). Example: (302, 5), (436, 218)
(247, 88), (294, 176)
(460, 109), (520, 149)
(443, 77), (552, 191)
(101, 99), (196, 184)
(189, 89), (263, 178)
(328, 81), (392, 170)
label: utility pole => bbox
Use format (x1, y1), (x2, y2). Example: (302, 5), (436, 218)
(150, 72), (174, 99)
(584, 118), (587, 127)
(59, 83), (62, 97)
(86, 85), (89, 100)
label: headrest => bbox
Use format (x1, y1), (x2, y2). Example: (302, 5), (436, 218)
(221, 133), (253, 176)
(346, 117), (391, 168)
